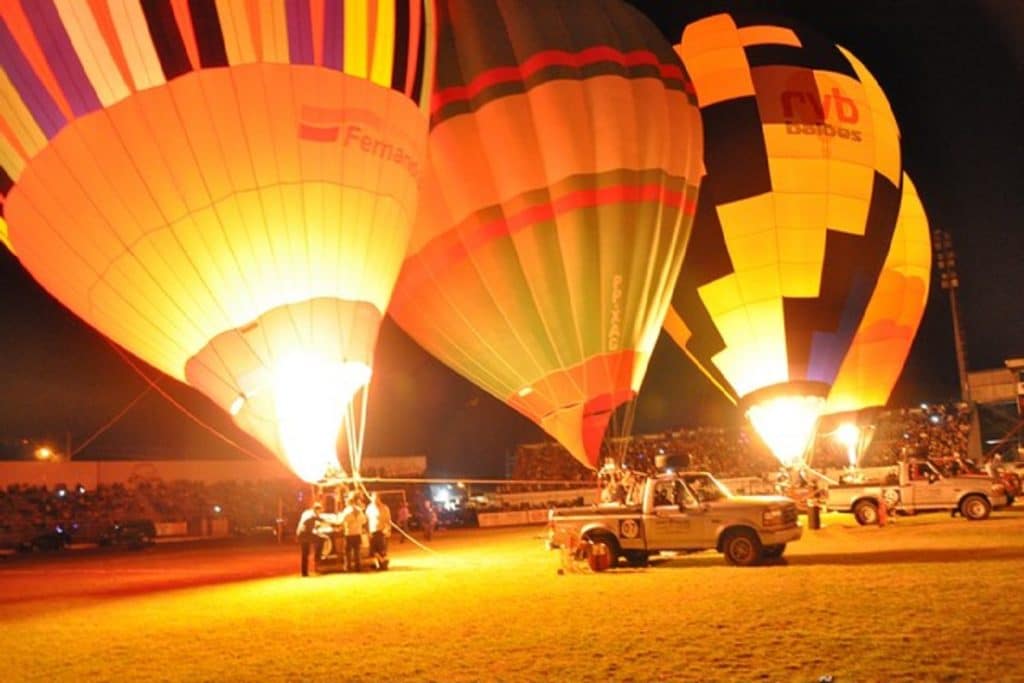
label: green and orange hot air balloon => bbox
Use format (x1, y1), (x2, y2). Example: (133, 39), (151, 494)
(390, 0), (704, 469)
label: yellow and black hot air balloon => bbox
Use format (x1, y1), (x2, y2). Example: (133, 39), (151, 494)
(0, 1), (435, 482)
(389, 0), (703, 469)
(663, 13), (927, 466)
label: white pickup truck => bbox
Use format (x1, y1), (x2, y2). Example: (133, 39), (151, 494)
(825, 459), (1008, 524)
(547, 471), (802, 567)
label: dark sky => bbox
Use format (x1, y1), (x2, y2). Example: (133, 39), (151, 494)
(0, 1), (1021, 477)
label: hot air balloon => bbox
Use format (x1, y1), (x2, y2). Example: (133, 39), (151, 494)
(663, 13), (916, 466)
(389, 0), (704, 469)
(0, 1), (435, 482)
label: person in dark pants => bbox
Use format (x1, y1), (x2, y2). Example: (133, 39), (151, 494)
(339, 493), (366, 572)
(366, 492), (392, 570)
(296, 501), (323, 577)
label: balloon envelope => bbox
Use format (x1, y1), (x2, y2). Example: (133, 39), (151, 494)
(390, 0), (704, 469)
(663, 13), (910, 465)
(0, 0), (435, 482)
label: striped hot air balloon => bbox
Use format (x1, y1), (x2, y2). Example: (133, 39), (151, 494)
(0, 0), (435, 482)
(663, 13), (927, 466)
(390, 0), (704, 469)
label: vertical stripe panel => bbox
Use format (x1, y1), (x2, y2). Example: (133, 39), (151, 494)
(260, 1), (289, 64)
(370, 0), (394, 88)
(0, 21), (64, 139)
(109, 1), (166, 90)
(170, 0), (200, 69)
(0, 130), (27, 181)
(189, 0), (229, 66)
(87, 0), (136, 92)
(215, 0), (253, 64)
(365, 0), (378, 79)
(343, 0), (368, 78)
(413, 0), (430, 110)
(54, 0), (130, 107)
(322, 0), (342, 70)
(390, 0), (409, 92)
(403, 0), (421, 97)
(309, 0), (324, 65)
(243, 0), (263, 61)
(23, 0), (101, 115)
(285, 0), (313, 65)
(0, 112), (30, 165)
(140, 0), (192, 79)
(1, 2), (74, 118)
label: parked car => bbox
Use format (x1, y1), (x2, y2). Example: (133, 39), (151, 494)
(17, 525), (72, 552)
(98, 519), (157, 549)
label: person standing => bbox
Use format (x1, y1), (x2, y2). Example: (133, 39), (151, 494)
(339, 493), (366, 572)
(422, 500), (438, 541)
(396, 499), (411, 544)
(366, 492), (392, 570)
(296, 501), (323, 577)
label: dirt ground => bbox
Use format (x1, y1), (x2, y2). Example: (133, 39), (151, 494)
(3, 509), (1024, 682)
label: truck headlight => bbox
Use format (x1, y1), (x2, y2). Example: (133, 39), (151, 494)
(763, 508), (785, 526)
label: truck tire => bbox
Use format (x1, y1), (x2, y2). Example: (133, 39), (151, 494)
(721, 528), (762, 567)
(853, 499), (879, 526)
(959, 495), (991, 521)
(583, 532), (621, 566)
(762, 544), (786, 559)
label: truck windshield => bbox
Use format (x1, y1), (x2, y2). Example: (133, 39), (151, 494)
(680, 474), (731, 503)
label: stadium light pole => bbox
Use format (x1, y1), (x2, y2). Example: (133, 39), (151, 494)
(932, 228), (971, 403)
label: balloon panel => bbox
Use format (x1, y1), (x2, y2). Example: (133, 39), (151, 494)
(666, 12), (903, 406)
(392, 0), (704, 468)
(825, 174), (931, 414)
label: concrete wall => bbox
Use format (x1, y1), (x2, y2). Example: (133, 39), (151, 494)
(0, 455), (427, 489)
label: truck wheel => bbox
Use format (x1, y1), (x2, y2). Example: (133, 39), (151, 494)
(583, 532), (621, 566)
(763, 544), (786, 559)
(722, 529), (762, 567)
(960, 495), (991, 521)
(853, 500), (879, 526)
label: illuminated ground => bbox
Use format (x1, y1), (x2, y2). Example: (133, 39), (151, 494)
(3, 510), (1024, 682)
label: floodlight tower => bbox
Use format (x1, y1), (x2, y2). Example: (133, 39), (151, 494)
(932, 229), (971, 402)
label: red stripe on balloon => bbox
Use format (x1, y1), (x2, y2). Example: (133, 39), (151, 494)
(432, 46), (687, 111)
(393, 184), (696, 308)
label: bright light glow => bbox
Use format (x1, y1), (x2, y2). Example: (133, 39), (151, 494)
(746, 395), (824, 467)
(34, 446), (53, 461)
(229, 394), (246, 416)
(517, 386), (533, 397)
(835, 423), (860, 466)
(272, 351), (371, 484)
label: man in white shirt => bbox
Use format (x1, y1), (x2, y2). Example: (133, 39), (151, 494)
(366, 492), (392, 570)
(339, 493), (366, 572)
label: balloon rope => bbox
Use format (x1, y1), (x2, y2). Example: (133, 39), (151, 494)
(106, 341), (268, 460)
(71, 383), (154, 457)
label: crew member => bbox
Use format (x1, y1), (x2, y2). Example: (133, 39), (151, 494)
(296, 501), (323, 577)
(340, 493), (366, 572)
(366, 492), (392, 570)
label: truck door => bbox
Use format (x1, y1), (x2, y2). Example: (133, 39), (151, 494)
(644, 480), (704, 550)
(907, 463), (946, 510)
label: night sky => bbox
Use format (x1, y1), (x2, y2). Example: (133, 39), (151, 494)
(0, 1), (1021, 477)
